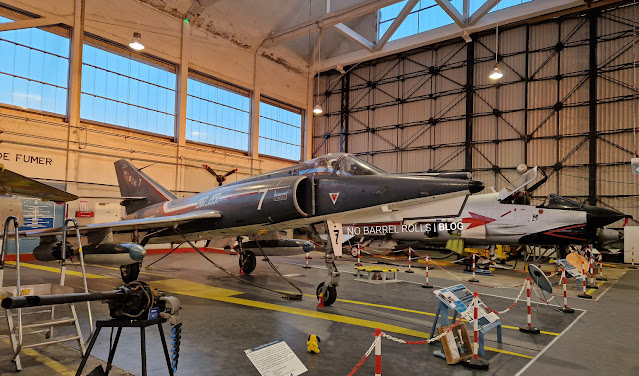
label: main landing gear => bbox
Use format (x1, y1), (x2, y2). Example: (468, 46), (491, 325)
(236, 237), (257, 274)
(120, 262), (141, 283)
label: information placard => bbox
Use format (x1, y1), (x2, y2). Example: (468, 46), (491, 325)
(245, 340), (307, 376)
(433, 284), (500, 330)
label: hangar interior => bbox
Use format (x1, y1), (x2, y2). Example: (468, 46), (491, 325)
(0, 0), (638, 375)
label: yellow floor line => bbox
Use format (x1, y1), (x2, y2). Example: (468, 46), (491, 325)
(6, 262), (108, 279)
(20, 347), (76, 376)
(153, 278), (533, 359)
(586, 280), (606, 295)
(336, 298), (558, 336)
(90, 264), (172, 278)
(2, 339), (75, 375)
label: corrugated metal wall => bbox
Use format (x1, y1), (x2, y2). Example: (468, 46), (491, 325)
(313, 2), (639, 225)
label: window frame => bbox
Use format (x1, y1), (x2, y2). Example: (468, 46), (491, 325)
(258, 96), (303, 162)
(79, 33), (178, 138)
(185, 69), (251, 152)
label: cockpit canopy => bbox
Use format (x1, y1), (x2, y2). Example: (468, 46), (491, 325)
(226, 153), (386, 186)
(296, 154), (386, 176)
(538, 194), (584, 210)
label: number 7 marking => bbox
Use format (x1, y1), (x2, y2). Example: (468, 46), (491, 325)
(257, 188), (269, 210)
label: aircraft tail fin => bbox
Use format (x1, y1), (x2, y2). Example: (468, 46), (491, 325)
(114, 160), (177, 215)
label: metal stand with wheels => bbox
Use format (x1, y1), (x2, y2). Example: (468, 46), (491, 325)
(76, 318), (174, 376)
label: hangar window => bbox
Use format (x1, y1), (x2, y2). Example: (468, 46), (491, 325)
(80, 37), (176, 137)
(0, 16), (69, 115)
(259, 98), (302, 161)
(379, 0), (535, 41)
(186, 72), (250, 151)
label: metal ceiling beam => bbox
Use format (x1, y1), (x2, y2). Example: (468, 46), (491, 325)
(435, 0), (466, 28)
(375, 0), (418, 51)
(263, 0), (403, 47)
(0, 17), (59, 32)
(335, 23), (375, 51)
(467, 0), (502, 27)
(311, 28), (328, 63)
(318, 0), (585, 71)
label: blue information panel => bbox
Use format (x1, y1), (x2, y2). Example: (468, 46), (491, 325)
(19, 198), (56, 231)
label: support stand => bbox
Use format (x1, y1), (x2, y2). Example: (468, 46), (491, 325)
(430, 301), (501, 357)
(76, 318), (174, 376)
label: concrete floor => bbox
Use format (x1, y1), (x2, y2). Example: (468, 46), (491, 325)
(0, 250), (633, 375)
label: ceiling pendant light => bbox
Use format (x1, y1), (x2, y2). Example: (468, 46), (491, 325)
(129, 32), (144, 50)
(314, 22), (323, 116)
(489, 3), (501, 80)
(129, 0), (145, 51)
(490, 64), (503, 80)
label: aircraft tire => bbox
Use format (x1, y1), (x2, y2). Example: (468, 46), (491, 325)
(350, 246), (359, 258)
(239, 250), (257, 274)
(120, 262), (141, 283)
(316, 282), (337, 306)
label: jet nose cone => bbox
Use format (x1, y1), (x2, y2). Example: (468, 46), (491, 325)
(586, 206), (626, 228)
(468, 179), (485, 194)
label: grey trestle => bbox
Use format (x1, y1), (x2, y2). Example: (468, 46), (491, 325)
(0, 216), (92, 371)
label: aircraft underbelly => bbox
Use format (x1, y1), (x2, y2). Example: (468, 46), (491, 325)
(147, 192), (469, 244)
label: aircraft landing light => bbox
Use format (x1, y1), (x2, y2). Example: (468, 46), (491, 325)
(7, 262), (109, 279)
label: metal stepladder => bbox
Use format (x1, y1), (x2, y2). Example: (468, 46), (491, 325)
(0, 216), (94, 371)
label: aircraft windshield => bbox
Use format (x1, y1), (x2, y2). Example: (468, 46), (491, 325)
(538, 194), (583, 210)
(334, 155), (386, 176)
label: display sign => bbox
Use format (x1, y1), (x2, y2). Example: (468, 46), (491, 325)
(245, 340), (307, 376)
(19, 198), (56, 231)
(433, 284), (500, 330)
(554, 258), (583, 278)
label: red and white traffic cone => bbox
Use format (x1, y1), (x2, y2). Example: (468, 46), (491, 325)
(519, 277), (541, 334)
(374, 328), (382, 376)
(596, 254), (607, 281)
(464, 292), (489, 370)
(561, 268), (574, 313)
(587, 249), (598, 289)
(405, 247), (414, 273)
(303, 252), (311, 269)
(578, 262), (592, 299)
(422, 254), (433, 288)
(468, 253), (479, 282)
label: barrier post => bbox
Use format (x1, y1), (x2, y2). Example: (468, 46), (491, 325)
(587, 249), (598, 289)
(468, 253), (479, 282)
(578, 262), (592, 299)
(303, 252), (311, 269)
(357, 244), (361, 268)
(561, 268), (575, 313)
(519, 277), (541, 334)
(405, 247), (414, 273)
(596, 254), (607, 281)
(422, 254), (433, 288)
(464, 292), (489, 370)
(374, 328), (382, 376)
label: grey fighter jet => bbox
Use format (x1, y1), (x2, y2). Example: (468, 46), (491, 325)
(18, 153), (484, 306)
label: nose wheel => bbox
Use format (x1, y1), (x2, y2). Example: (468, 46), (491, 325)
(239, 250), (256, 274)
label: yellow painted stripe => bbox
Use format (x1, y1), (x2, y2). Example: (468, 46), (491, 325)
(284, 293), (559, 336)
(154, 279), (533, 359)
(6, 262), (107, 279)
(1, 339), (75, 375)
(587, 280), (606, 295)
(21, 348), (76, 375)
(90, 264), (173, 278)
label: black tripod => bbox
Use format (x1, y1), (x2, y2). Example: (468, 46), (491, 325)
(76, 318), (174, 376)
